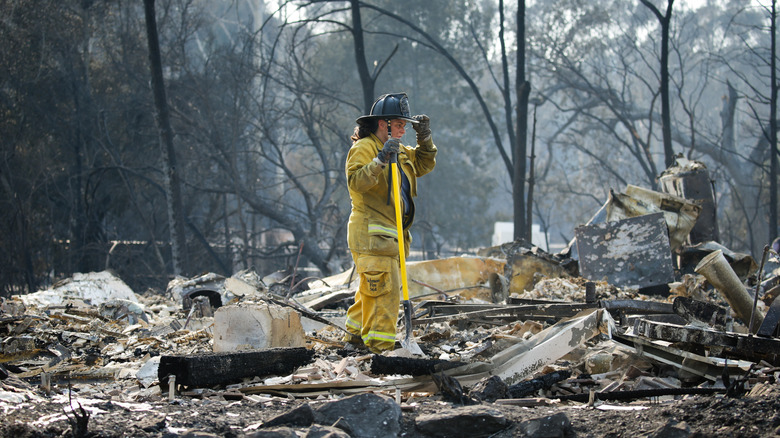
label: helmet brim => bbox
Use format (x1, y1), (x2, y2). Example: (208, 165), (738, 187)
(355, 115), (418, 124)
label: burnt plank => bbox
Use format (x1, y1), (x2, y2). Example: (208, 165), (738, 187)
(757, 297), (780, 337)
(600, 299), (674, 315)
(633, 318), (780, 362)
(557, 387), (724, 403)
(370, 355), (463, 376)
(508, 370), (571, 398)
(159, 347), (314, 388)
(672, 296), (730, 328)
(413, 303), (595, 326)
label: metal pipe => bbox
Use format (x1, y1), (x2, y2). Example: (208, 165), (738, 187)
(695, 250), (764, 332)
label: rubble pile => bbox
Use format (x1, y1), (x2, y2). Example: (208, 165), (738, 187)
(2, 164), (780, 437)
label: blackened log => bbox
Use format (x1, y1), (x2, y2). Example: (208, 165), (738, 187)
(508, 370), (571, 398)
(556, 387), (724, 402)
(432, 372), (476, 405)
(158, 347), (314, 388)
(370, 355), (463, 376)
(262, 404), (315, 428)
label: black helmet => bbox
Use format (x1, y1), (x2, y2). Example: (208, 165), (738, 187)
(356, 92), (417, 123)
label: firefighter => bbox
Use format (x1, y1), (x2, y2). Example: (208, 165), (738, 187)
(343, 92), (437, 353)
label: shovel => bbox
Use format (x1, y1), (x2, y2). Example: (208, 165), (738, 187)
(388, 137), (424, 356)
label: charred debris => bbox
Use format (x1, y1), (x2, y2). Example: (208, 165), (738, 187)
(2, 159), (780, 436)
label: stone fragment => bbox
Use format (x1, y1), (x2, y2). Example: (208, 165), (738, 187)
(180, 431), (221, 438)
(647, 420), (691, 438)
(518, 412), (572, 438)
(262, 404), (315, 428)
(314, 393), (401, 438)
(250, 427), (299, 438)
(304, 425), (351, 438)
(415, 405), (510, 437)
(329, 417), (354, 436)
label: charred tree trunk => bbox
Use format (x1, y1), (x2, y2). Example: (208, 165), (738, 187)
(350, 0), (374, 112)
(526, 102), (538, 242)
(499, 0), (517, 177)
(641, 0), (675, 169)
(514, 0), (529, 241)
(770, 0), (778, 243)
(143, 0), (188, 277)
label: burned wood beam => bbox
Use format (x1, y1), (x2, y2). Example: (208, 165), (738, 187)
(599, 300), (674, 315)
(417, 299), (672, 327)
(757, 297), (780, 337)
(413, 303), (596, 326)
(370, 355), (464, 377)
(556, 387), (724, 403)
(632, 318), (780, 363)
(672, 296), (730, 328)
(622, 314), (690, 330)
(427, 302), (596, 316)
(158, 347), (314, 388)
(507, 297), (575, 305)
(508, 370), (571, 398)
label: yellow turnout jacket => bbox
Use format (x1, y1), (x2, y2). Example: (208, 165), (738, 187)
(345, 133), (437, 261)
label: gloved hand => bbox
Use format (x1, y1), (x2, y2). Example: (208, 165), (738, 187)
(413, 114), (432, 143)
(376, 138), (400, 164)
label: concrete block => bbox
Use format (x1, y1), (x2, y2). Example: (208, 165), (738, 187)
(213, 302), (305, 352)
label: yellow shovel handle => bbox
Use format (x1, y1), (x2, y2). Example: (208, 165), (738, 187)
(391, 162), (411, 302)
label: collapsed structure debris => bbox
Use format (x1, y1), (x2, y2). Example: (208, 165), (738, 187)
(2, 160), (780, 437)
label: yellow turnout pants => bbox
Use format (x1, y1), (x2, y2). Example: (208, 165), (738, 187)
(345, 252), (400, 353)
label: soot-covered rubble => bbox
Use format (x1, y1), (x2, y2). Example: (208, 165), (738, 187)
(3, 162), (780, 438)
